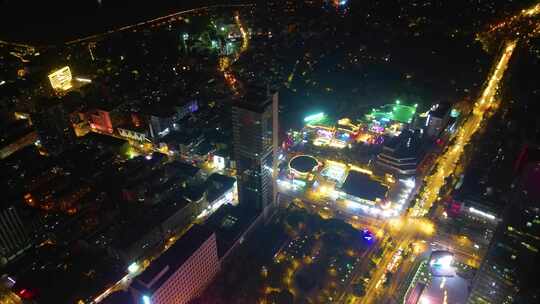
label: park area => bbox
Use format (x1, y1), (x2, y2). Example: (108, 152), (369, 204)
(192, 205), (373, 304)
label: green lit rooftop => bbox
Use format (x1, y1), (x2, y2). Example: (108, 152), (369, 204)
(366, 101), (417, 124)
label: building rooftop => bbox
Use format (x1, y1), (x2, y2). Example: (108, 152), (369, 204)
(84, 89), (125, 112)
(341, 171), (388, 202)
(391, 104), (416, 123)
(165, 161), (200, 178)
(140, 103), (177, 118)
(381, 130), (424, 160)
(289, 155), (319, 174)
(206, 173), (236, 203)
(79, 132), (127, 150)
(183, 185), (206, 202)
(367, 103), (417, 124)
(202, 204), (258, 257)
(8, 244), (121, 304)
(430, 103), (451, 119)
(35, 96), (70, 112)
(132, 224), (214, 293)
(234, 89), (274, 113)
(116, 122), (148, 134)
(162, 129), (204, 146)
(0, 120), (33, 147)
(106, 192), (192, 250)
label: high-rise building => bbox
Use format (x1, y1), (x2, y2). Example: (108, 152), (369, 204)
(374, 130), (425, 177)
(425, 103), (451, 138)
(232, 91), (278, 214)
(467, 161), (540, 304)
(130, 225), (220, 304)
(31, 97), (76, 156)
(0, 205), (32, 264)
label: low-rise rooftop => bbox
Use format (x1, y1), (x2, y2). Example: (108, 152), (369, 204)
(341, 171), (388, 202)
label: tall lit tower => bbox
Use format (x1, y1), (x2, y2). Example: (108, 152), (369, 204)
(232, 90), (278, 215)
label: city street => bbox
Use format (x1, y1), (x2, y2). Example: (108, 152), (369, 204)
(411, 40), (517, 217)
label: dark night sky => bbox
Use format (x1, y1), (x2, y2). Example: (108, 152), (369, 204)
(0, 0), (248, 44)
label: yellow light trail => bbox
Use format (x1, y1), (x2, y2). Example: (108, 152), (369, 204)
(411, 40), (517, 217)
(443, 289), (449, 304)
(485, 1), (540, 35)
(522, 3), (540, 17)
(222, 12), (249, 95)
(235, 12), (249, 53)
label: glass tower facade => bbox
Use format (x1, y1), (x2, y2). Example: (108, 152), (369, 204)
(232, 92), (278, 212)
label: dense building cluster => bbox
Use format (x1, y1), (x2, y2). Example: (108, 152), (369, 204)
(0, 1), (539, 304)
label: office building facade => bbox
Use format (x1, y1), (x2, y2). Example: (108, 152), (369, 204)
(425, 103), (451, 138)
(467, 162), (540, 304)
(0, 206), (32, 263)
(232, 92), (278, 213)
(130, 225), (220, 304)
(375, 130), (424, 177)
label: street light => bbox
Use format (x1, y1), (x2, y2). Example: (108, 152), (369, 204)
(181, 33), (189, 54)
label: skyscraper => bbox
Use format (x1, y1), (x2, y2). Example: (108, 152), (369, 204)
(467, 160), (540, 304)
(0, 205), (32, 264)
(232, 91), (278, 214)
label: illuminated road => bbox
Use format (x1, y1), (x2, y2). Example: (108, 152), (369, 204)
(430, 234), (482, 268)
(290, 4), (540, 303)
(235, 12), (249, 54)
(384, 248), (417, 303)
(350, 217), (434, 304)
(486, 2), (540, 35)
(413, 0), (540, 217)
(222, 11), (249, 95)
(0, 287), (22, 304)
(281, 37), (518, 303)
(358, 236), (413, 304)
(410, 39), (517, 217)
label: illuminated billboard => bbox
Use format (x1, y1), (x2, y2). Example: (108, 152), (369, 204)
(48, 66), (73, 91)
(213, 155), (225, 170)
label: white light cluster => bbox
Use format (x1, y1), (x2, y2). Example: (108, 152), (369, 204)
(468, 207), (496, 220)
(128, 262), (140, 274)
(344, 199), (398, 217)
(277, 178), (303, 192)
